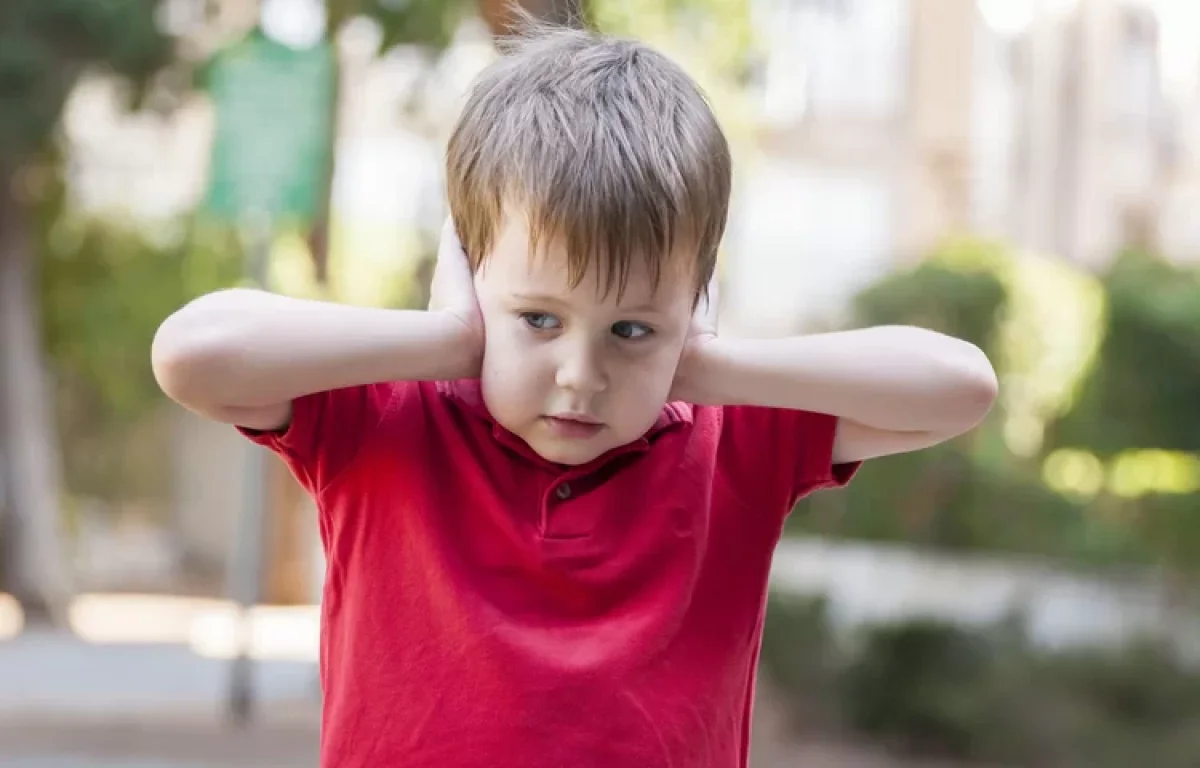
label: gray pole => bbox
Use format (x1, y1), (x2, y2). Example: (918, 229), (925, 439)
(228, 211), (273, 727)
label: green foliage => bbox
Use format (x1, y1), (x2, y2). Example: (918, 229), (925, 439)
(853, 251), (1008, 361)
(796, 445), (1116, 561)
(354, 0), (475, 50)
(763, 599), (1200, 768)
(40, 217), (242, 422)
(35, 168), (242, 500)
(1047, 249), (1200, 456)
(593, 0), (755, 73)
(589, 0), (758, 142)
(1043, 641), (1200, 727)
(841, 620), (999, 758)
(1130, 492), (1200, 573)
(799, 235), (1200, 573)
(0, 0), (170, 169)
(759, 594), (840, 726)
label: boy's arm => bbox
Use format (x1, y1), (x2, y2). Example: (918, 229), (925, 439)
(151, 288), (480, 431)
(153, 219), (481, 432)
(681, 326), (998, 464)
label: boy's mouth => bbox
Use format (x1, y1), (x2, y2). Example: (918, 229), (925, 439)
(543, 414), (604, 438)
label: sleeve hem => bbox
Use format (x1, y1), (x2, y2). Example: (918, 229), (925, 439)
(232, 392), (328, 494)
(234, 394), (318, 451)
(795, 413), (861, 497)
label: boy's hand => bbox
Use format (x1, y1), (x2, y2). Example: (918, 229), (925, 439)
(669, 275), (721, 404)
(428, 218), (485, 368)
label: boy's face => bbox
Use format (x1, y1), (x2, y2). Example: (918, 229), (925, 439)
(474, 211), (696, 465)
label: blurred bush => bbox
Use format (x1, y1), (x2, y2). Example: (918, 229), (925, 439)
(759, 593), (841, 728)
(840, 618), (1008, 759)
(760, 597), (1200, 767)
(34, 170), (242, 510)
(791, 237), (1200, 577)
(1047, 249), (1200, 456)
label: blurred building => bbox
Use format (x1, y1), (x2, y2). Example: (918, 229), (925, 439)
(724, 0), (1200, 334)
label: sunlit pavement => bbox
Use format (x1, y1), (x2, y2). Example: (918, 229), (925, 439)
(0, 595), (22, 640)
(0, 593), (321, 765)
(1, 762), (209, 767)
(0, 716), (319, 768)
(0, 630), (318, 718)
(0, 592), (321, 661)
(0, 592), (320, 716)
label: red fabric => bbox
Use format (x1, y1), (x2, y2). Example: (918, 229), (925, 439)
(240, 379), (857, 768)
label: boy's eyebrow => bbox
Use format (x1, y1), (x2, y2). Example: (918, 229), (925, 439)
(510, 292), (569, 307)
(510, 292), (666, 315)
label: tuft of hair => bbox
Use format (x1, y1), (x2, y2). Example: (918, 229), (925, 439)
(446, 15), (731, 301)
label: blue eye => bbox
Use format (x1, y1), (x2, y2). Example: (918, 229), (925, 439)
(521, 312), (561, 331)
(612, 321), (653, 340)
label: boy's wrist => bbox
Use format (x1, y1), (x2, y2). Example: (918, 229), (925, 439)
(369, 308), (482, 383)
(673, 334), (730, 405)
(427, 309), (484, 380)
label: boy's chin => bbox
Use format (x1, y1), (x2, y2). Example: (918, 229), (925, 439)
(528, 438), (609, 466)
(525, 428), (640, 466)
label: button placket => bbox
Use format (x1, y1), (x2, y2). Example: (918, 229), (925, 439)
(539, 476), (585, 540)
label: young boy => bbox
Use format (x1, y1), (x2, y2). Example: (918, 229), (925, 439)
(153, 23), (997, 768)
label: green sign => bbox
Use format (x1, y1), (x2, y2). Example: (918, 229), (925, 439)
(204, 31), (335, 224)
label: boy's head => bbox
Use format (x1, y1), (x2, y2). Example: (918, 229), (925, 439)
(447, 22), (731, 465)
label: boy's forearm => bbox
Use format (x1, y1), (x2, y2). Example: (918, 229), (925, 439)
(152, 289), (479, 414)
(694, 326), (998, 434)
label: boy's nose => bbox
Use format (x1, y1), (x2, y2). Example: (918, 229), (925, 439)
(555, 346), (608, 395)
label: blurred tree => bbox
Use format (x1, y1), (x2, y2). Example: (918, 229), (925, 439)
(38, 207), (243, 504)
(854, 253), (1008, 362)
(801, 239), (1010, 544)
(303, 0), (588, 282)
(793, 237), (1134, 567)
(0, 0), (171, 623)
(1044, 249), (1200, 633)
(1046, 249), (1200, 456)
(305, 0), (471, 282)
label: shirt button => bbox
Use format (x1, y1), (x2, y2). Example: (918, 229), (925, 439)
(555, 483), (572, 500)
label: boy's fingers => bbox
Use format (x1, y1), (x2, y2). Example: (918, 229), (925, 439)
(429, 216), (480, 318)
(439, 218), (465, 261)
(694, 274), (719, 334)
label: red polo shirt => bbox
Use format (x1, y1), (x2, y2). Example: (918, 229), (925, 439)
(241, 378), (856, 768)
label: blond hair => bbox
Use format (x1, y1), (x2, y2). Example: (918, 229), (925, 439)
(446, 21), (731, 300)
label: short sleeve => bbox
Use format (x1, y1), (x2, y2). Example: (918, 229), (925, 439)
(719, 405), (861, 506)
(237, 382), (397, 497)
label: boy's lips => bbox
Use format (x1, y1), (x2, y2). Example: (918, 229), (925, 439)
(543, 413), (604, 438)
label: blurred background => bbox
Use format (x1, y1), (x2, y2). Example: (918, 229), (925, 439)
(2, 0), (1200, 765)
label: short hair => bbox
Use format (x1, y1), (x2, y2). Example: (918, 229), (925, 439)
(446, 20), (731, 300)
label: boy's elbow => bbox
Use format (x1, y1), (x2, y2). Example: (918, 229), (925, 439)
(152, 319), (224, 407)
(948, 343), (999, 429)
(151, 291), (251, 406)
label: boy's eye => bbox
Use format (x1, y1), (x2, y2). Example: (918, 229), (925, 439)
(612, 321), (653, 340)
(520, 312), (561, 331)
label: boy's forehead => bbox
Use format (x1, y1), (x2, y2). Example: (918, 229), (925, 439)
(486, 214), (693, 308)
